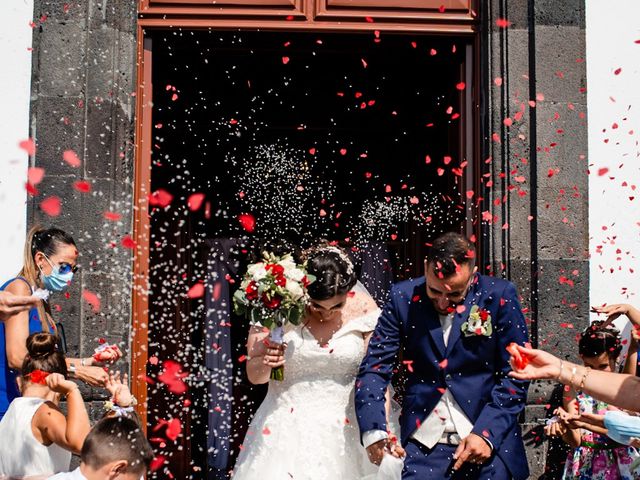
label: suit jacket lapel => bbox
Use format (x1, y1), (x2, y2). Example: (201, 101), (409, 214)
(411, 284), (446, 358)
(445, 273), (480, 356)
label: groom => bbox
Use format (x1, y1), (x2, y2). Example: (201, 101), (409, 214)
(355, 232), (530, 479)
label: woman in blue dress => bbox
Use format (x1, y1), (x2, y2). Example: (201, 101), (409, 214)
(0, 226), (120, 419)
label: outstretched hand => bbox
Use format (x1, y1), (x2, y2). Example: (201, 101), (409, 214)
(591, 304), (639, 329)
(508, 345), (561, 381)
(105, 371), (133, 407)
(0, 291), (39, 320)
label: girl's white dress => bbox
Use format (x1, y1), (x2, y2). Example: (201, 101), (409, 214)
(0, 397), (71, 477)
(232, 303), (381, 480)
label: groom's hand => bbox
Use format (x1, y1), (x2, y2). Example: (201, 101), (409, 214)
(452, 433), (491, 471)
(365, 439), (387, 465)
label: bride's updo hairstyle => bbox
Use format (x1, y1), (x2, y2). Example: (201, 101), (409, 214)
(304, 245), (357, 301)
(21, 332), (67, 380)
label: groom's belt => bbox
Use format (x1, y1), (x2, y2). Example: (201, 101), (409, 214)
(438, 432), (462, 445)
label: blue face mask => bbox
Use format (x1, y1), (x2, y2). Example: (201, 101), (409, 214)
(39, 255), (74, 292)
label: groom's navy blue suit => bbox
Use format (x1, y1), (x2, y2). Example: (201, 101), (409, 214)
(355, 274), (530, 480)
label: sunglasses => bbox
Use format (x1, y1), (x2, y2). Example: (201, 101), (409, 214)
(43, 253), (79, 275)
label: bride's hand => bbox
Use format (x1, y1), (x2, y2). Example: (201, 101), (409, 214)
(263, 342), (286, 369)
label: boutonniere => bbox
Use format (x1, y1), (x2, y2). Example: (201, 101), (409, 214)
(461, 305), (493, 337)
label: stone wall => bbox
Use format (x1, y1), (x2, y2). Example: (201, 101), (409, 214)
(27, 0), (138, 403)
(484, 0), (589, 477)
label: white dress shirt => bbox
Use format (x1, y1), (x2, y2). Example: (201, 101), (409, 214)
(363, 313), (483, 449)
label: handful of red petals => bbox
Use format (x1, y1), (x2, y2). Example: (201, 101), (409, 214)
(506, 342), (530, 370)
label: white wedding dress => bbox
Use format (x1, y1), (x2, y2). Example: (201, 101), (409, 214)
(231, 293), (381, 480)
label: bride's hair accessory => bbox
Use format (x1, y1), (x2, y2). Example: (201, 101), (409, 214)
(303, 245), (354, 276)
(304, 244), (357, 301)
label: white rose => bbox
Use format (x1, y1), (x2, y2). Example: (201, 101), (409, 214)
(279, 258), (296, 270)
(285, 268), (305, 282)
(248, 263), (267, 281)
(285, 279), (304, 299)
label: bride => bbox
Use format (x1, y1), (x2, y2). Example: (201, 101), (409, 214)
(231, 245), (401, 479)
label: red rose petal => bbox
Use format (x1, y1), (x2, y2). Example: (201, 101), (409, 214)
(438, 359), (448, 369)
(148, 189), (173, 208)
(73, 180), (91, 193)
(157, 360), (188, 394)
(282, 56), (290, 65)
(402, 359), (414, 373)
(187, 283), (204, 299)
(187, 193), (205, 211)
(103, 211), (122, 221)
(82, 289), (101, 313)
(456, 82), (466, 91)
(19, 138), (36, 156)
(150, 456), (166, 472)
(27, 167), (45, 185)
(262, 426), (271, 435)
(166, 418), (182, 441)
(496, 18), (511, 28)
(121, 235), (137, 249)
(26, 183), (39, 196)
(40, 196), (61, 216)
(238, 213), (256, 233)
(62, 149), (81, 167)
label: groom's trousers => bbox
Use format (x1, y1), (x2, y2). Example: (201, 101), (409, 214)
(402, 439), (511, 480)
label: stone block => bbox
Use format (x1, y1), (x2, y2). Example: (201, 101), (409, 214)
(85, 100), (116, 179)
(36, 19), (87, 97)
(33, 96), (86, 177)
(536, 258), (589, 364)
(88, 0), (137, 34)
(534, 25), (587, 105)
(535, 0), (585, 28)
(35, 1), (88, 21)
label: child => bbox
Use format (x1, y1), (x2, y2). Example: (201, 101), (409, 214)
(47, 416), (154, 480)
(0, 332), (90, 477)
(546, 321), (640, 479)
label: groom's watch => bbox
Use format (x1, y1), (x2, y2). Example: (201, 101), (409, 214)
(68, 362), (77, 376)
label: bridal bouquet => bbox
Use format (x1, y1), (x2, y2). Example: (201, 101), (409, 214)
(233, 252), (313, 381)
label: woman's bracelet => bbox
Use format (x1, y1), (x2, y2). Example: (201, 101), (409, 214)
(579, 367), (591, 391)
(556, 359), (565, 381)
(568, 366), (578, 388)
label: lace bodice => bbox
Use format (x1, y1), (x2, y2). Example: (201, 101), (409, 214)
(231, 295), (381, 480)
(273, 307), (380, 391)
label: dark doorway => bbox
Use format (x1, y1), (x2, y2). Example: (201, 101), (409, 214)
(146, 29), (474, 478)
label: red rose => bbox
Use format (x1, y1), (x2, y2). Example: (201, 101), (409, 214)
(246, 281), (258, 300)
(301, 276), (310, 288)
(266, 264), (285, 276)
(262, 294), (282, 309)
(479, 309), (490, 322)
(274, 274), (286, 287)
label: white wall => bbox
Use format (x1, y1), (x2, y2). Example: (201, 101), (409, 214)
(0, 2), (34, 281)
(586, 1), (640, 329)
